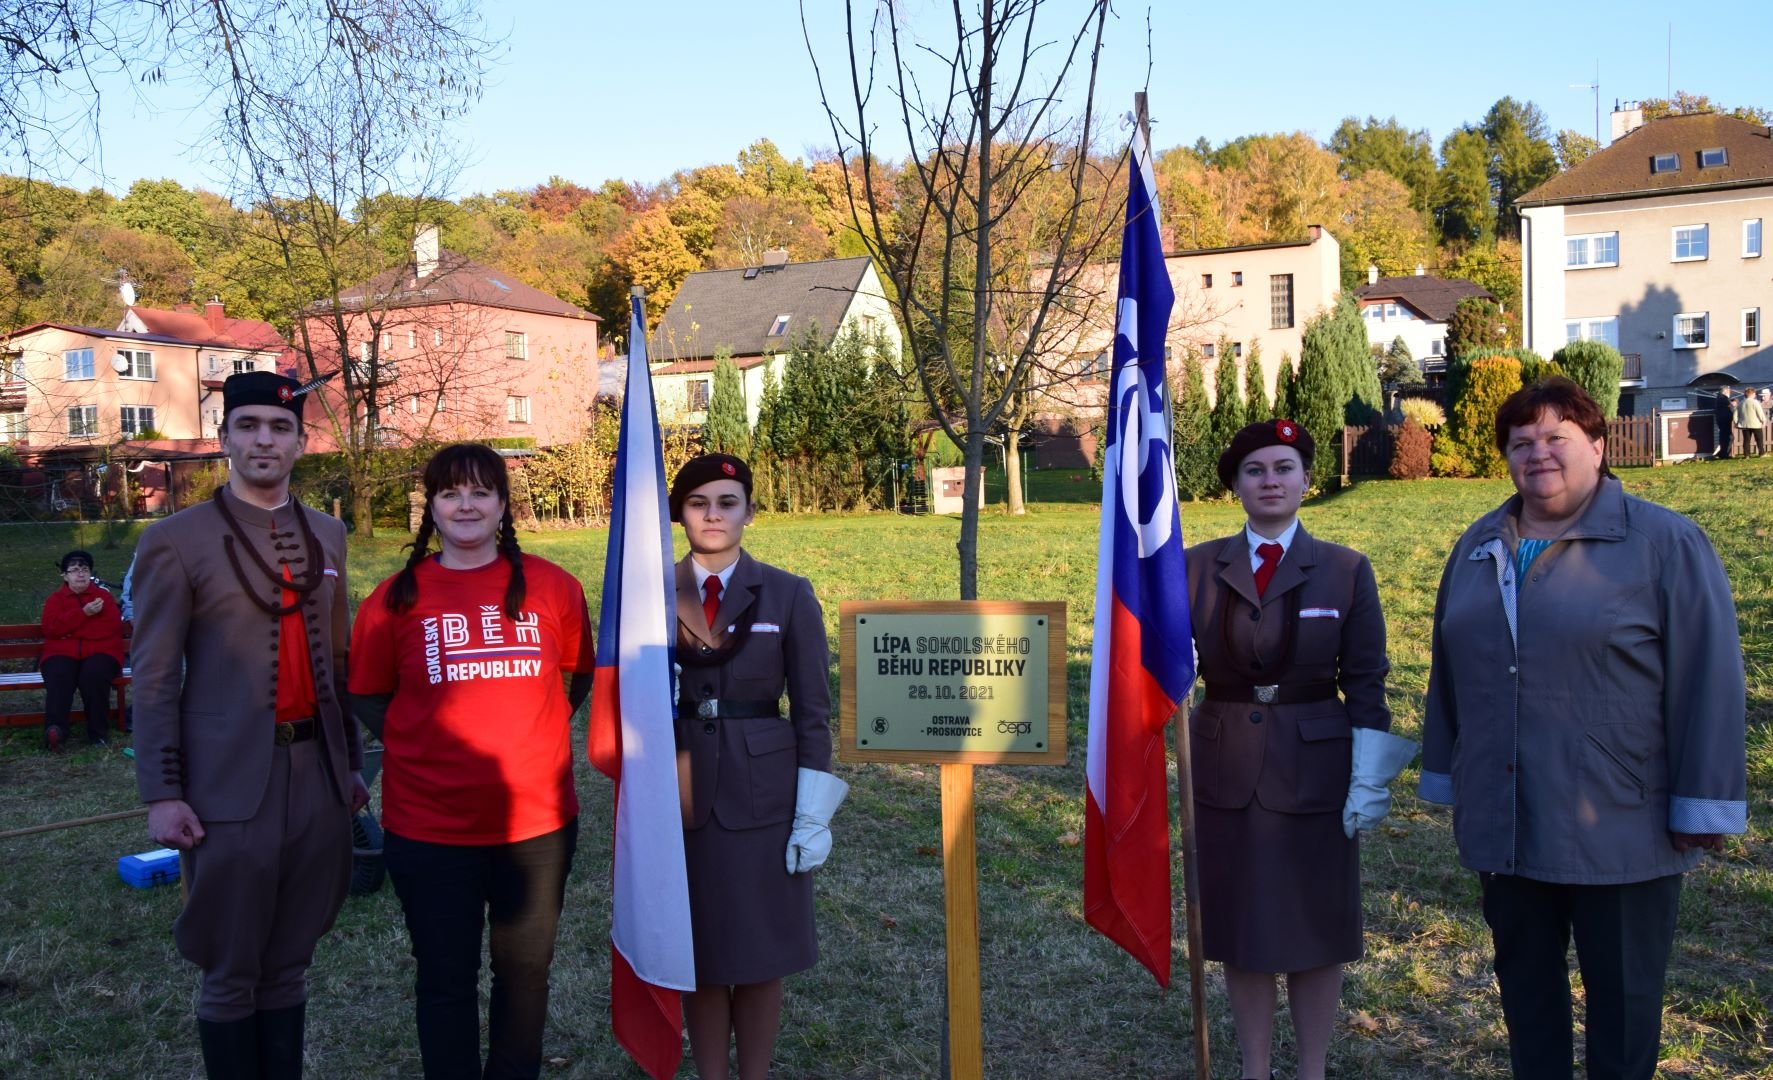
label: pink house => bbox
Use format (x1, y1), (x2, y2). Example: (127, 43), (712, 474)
(0, 298), (291, 513)
(299, 228), (601, 452)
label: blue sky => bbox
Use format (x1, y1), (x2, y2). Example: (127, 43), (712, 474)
(38, 0), (1773, 198)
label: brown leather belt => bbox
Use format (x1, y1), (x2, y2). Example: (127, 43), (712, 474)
(1203, 681), (1338, 705)
(273, 718), (317, 746)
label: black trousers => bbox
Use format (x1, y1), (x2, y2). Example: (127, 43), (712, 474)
(1479, 872), (1682, 1080)
(40, 653), (120, 740)
(1742, 427), (1766, 456)
(384, 819), (578, 1080)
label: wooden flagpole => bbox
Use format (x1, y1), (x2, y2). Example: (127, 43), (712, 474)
(1135, 89), (1211, 1079)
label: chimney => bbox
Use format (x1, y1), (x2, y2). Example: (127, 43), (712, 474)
(1610, 102), (1645, 142)
(761, 248), (789, 271)
(414, 224), (440, 279)
(1307, 224), (1322, 242)
(205, 296), (224, 335)
(1367, 265), (1379, 286)
(1414, 264), (1426, 277)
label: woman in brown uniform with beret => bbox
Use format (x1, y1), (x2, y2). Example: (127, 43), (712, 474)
(1183, 419), (1415, 1080)
(668, 453), (849, 1080)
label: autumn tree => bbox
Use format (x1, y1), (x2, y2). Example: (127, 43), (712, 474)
(1437, 127), (1493, 246)
(806, 0), (1117, 597)
(1329, 115), (1438, 213)
(1640, 91), (1773, 124)
(1553, 130), (1600, 171)
(1338, 169), (1431, 290)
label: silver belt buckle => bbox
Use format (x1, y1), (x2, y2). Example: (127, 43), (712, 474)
(696, 699), (718, 720)
(274, 721), (296, 746)
(1254, 685), (1279, 704)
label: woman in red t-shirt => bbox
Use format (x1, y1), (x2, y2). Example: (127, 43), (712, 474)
(349, 444), (592, 1080)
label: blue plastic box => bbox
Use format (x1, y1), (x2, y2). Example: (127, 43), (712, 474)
(118, 848), (181, 889)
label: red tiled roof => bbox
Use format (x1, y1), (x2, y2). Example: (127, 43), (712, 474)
(1518, 113), (1773, 207)
(647, 353), (776, 376)
(127, 305), (287, 351)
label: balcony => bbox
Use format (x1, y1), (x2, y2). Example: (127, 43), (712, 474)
(0, 381), (24, 412)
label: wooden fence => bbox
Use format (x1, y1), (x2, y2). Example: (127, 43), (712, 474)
(1342, 413), (1664, 477)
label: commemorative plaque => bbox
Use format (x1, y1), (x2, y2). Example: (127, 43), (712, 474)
(839, 600), (1066, 765)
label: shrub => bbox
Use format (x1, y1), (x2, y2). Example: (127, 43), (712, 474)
(1447, 296), (1509, 360)
(1389, 418), (1433, 479)
(1399, 397), (1446, 428)
(1553, 339), (1625, 418)
(1443, 355), (1522, 478)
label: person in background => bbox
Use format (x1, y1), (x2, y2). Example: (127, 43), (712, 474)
(38, 549), (126, 752)
(350, 443), (592, 1080)
(1420, 377), (1747, 1080)
(131, 369), (365, 1078)
(1183, 419), (1415, 1080)
(1711, 387), (1735, 459)
(669, 453), (848, 1080)
(1736, 386), (1766, 457)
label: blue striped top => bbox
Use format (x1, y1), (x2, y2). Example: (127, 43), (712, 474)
(1515, 537), (1554, 591)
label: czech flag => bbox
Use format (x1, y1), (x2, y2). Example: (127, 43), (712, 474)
(588, 291), (695, 1078)
(1083, 121), (1194, 987)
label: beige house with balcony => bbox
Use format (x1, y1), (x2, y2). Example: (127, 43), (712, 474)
(0, 300), (289, 512)
(646, 252), (901, 427)
(1519, 111), (1773, 414)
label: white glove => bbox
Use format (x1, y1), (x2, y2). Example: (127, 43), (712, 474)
(785, 767), (849, 874)
(1342, 728), (1419, 839)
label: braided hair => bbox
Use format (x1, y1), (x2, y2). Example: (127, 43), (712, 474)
(387, 443), (526, 617)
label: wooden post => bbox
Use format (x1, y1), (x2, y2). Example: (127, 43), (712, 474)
(940, 762), (983, 1080)
(1171, 705), (1212, 1079)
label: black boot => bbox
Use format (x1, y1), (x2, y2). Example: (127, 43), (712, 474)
(196, 1016), (260, 1079)
(257, 1002), (307, 1079)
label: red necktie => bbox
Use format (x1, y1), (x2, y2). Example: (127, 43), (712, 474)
(1254, 542), (1284, 597)
(702, 576), (722, 629)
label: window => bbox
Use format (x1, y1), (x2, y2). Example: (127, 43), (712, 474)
(1566, 232), (1619, 268)
(434, 391), (448, 413)
(1201, 273), (1213, 288)
(382, 332), (393, 352)
(1699, 146), (1728, 168)
(1651, 152), (1680, 174)
(1673, 312), (1709, 349)
(505, 331), (527, 360)
(767, 314), (791, 337)
(1564, 317), (1620, 349)
(1269, 274), (1294, 329)
(1384, 302), (1400, 322)
(688, 379), (711, 412)
(120, 405), (156, 437)
(0, 413), (25, 442)
(1232, 342), (1244, 360)
(1745, 219), (1762, 258)
(116, 349), (154, 379)
(1201, 342), (1216, 360)
(67, 405), (98, 437)
(433, 329), (443, 347)
(1744, 308), (1761, 347)
(1672, 224), (1708, 261)
(1231, 271), (1244, 287)
(64, 348), (95, 380)
(407, 396), (419, 414)
(358, 341), (371, 362)
(408, 329), (417, 349)
(1430, 339), (1445, 357)
(506, 395), (531, 423)
(232, 356), (257, 375)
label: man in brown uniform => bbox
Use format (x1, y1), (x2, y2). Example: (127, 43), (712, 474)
(133, 370), (366, 1078)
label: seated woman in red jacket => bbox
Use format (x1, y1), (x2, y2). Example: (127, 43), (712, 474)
(39, 549), (126, 751)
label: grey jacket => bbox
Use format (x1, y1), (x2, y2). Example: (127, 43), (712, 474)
(1419, 477), (1747, 884)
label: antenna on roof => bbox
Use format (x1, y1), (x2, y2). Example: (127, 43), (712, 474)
(1570, 61), (1600, 143)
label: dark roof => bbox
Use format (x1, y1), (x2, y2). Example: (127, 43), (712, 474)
(1354, 275), (1494, 322)
(1518, 113), (1773, 207)
(648, 256), (875, 362)
(1, 318), (281, 353)
(1164, 237), (1316, 259)
(331, 250), (597, 321)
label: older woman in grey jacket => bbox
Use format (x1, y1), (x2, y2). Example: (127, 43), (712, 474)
(1420, 377), (1747, 1080)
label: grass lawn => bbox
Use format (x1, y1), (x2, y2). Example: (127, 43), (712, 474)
(0, 463), (1768, 1078)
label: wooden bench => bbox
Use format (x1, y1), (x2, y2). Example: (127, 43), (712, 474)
(0, 622), (133, 731)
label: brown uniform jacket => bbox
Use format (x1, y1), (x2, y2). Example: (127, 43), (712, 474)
(1184, 525), (1391, 814)
(132, 487), (360, 820)
(674, 551), (832, 831)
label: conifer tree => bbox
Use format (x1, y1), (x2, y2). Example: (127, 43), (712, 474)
(1208, 337), (1246, 449)
(703, 352), (752, 458)
(1171, 349), (1219, 498)
(1243, 340), (1270, 422)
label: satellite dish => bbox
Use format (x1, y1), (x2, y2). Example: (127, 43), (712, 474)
(111, 355), (131, 373)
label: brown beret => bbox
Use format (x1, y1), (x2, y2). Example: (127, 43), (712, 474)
(670, 453), (753, 522)
(1217, 418), (1315, 490)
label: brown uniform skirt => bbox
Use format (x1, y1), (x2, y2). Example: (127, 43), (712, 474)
(1194, 798), (1362, 972)
(683, 814), (817, 985)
